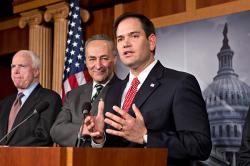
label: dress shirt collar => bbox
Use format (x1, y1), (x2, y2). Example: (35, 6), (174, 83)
(120, 60), (158, 107)
(18, 82), (39, 106)
(128, 59), (158, 88)
(91, 77), (112, 98)
(92, 79), (110, 90)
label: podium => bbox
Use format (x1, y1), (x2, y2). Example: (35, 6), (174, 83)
(0, 147), (167, 166)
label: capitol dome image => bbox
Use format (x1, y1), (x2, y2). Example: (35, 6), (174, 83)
(203, 23), (250, 166)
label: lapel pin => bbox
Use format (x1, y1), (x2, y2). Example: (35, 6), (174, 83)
(150, 83), (155, 87)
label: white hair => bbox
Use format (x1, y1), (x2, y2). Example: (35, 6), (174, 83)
(16, 50), (41, 69)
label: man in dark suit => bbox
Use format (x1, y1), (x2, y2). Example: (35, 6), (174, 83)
(0, 50), (62, 146)
(50, 34), (120, 147)
(85, 13), (212, 165)
(238, 107), (250, 166)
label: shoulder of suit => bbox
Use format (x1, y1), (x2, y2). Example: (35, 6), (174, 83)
(37, 86), (61, 99)
(155, 61), (190, 77)
(163, 67), (194, 79)
(66, 83), (91, 96)
(108, 75), (122, 86)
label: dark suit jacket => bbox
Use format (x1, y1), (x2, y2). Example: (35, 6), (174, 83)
(104, 61), (212, 166)
(50, 75), (121, 146)
(0, 84), (62, 146)
(238, 107), (250, 166)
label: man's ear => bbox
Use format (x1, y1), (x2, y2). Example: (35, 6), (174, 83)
(148, 34), (156, 52)
(33, 68), (40, 78)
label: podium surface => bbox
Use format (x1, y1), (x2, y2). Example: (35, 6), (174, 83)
(0, 147), (167, 166)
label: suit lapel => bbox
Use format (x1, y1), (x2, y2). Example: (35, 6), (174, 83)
(98, 75), (120, 101)
(79, 83), (93, 114)
(119, 76), (129, 107)
(0, 95), (16, 138)
(132, 62), (164, 112)
(6, 84), (42, 142)
(92, 75), (121, 115)
(79, 83), (92, 103)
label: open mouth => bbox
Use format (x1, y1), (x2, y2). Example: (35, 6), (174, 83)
(123, 51), (134, 56)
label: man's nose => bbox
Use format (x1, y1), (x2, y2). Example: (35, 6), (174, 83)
(95, 59), (102, 69)
(12, 67), (20, 74)
(123, 37), (131, 48)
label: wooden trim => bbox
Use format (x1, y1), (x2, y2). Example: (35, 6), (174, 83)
(13, 0), (64, 14)
(114, 3), (124, 20)
(152, 0), (250, 28)
(0, 17), (19, 30)
(186, 0), (196, 12)
(80, 9), (90, 23)
(66, 147), (73, 166)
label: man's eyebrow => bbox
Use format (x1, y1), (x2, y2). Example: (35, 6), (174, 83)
(100, 55), (109, 58)
(129, 31), (140, 35)
(87, 55), (97, 59)
(116, 31), (140, 38)
(11, 63), (31, 67)
(11, 64), (23, 66)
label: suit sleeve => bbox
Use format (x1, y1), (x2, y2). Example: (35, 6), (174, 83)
(238, 108), (250, 166)
(50, 92), (81, 146)
(31, 92), (62, 146)
(147, 74), (212, 161)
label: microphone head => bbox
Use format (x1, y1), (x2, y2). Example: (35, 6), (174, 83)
(35, 102), (49, 113)
(82, 102), (91, 115)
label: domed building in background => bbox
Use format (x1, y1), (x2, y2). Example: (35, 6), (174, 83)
(203, 23), (250, 166)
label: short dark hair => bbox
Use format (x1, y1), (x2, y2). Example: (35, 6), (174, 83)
(113, 12), (155, 38)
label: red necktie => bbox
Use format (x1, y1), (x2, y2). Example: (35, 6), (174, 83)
(8, 93), (24, 133)
(122, 77), (140, 112)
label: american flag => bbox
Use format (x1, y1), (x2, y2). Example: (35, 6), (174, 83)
(62, 0), (91, 101)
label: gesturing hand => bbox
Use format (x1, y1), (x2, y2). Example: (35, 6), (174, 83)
(104, 104), (147, 144)
(82, 99), (105, 144)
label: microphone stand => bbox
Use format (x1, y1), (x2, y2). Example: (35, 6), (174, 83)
(76, 123), (86, 147)
(0, 111), (37, 144)
(75, 102), (91, 147)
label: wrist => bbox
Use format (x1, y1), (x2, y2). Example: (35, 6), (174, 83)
(140, 128), (148, 145)
(143, 128), (148, 144)
(143, 133), (148, 144)
(93, 132), (105, 144)
(91, 132), (105, 148)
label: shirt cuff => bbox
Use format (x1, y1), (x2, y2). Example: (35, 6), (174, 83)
(91, 132), (106, 148)
(143, 134), (148, 145)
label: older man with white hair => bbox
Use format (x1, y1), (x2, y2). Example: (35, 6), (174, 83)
(0, 50), (62, 146)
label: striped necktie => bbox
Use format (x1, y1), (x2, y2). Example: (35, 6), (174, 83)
(91, 84), (103, 103)
(8, 92), (24, 132)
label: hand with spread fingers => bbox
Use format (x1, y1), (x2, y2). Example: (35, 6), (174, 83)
(82, 100), (105, 144)
(104, 104), (147, 144)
